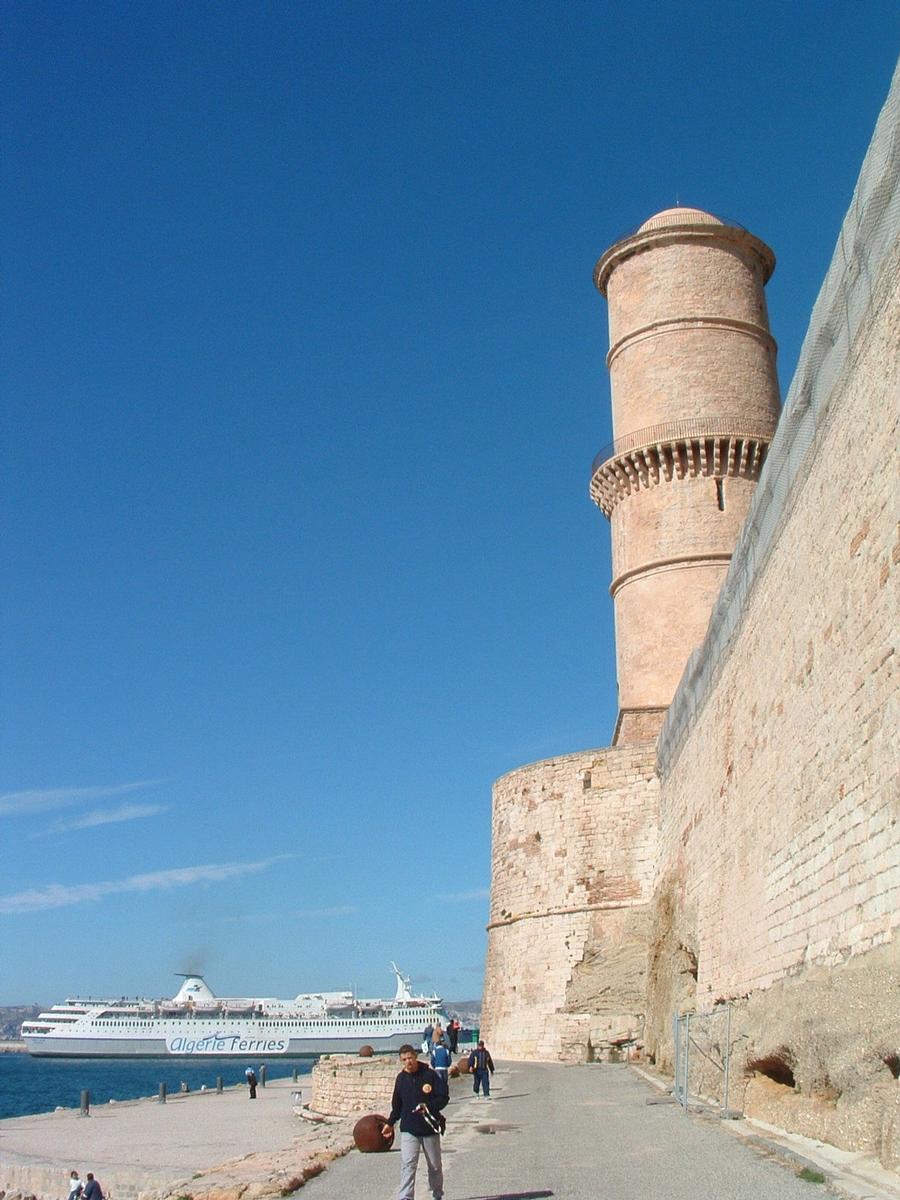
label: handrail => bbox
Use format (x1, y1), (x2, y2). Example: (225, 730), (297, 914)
(590, 417), (776, 477)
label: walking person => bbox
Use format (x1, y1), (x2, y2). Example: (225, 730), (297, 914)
(430, 1036), (451, 1083)
(468, 1039), (494, 1097)
(446, 1017), (460, 1053)
(422, 1021), (433, 1054)
(382, 1044), (448, 1200)
(245, 1066), (257, 1099)
(81, 1174), (103, 1200)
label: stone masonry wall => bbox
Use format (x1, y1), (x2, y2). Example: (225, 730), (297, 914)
(0, 1161), (181, 1200)
(647, 235), (900, 1165)
(482, 745), (658, 1060)
(309, 1054), (399, 1117)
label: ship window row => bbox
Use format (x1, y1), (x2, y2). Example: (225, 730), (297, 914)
(86, 1017), (416, 1028)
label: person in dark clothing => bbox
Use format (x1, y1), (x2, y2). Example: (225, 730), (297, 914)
(382, 1044), (449, 1200)
(446, 1017), (460, 1053)
(245, 1067), (257, 1099)
(468, 1040), (495, 1096)
(82, 1174), (103, 1200)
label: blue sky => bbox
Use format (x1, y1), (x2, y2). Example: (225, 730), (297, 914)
(2, 3), (897, 1006)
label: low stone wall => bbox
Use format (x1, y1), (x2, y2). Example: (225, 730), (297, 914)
(0, 1165), (174, 1200)
(309, 1054), (398, 1117)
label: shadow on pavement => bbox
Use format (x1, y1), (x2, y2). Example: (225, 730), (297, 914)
(453, 1193), (553, 1199)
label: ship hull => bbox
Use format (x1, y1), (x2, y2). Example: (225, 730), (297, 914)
(23, 1030), (419, 1057)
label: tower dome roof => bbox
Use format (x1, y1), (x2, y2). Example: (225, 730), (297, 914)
(637, 206), (724, 232)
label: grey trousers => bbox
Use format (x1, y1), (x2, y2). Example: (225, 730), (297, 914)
(398, 1131), (443, 1200)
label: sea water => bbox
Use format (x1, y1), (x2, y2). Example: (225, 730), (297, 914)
(0, 1054), (313, 1120)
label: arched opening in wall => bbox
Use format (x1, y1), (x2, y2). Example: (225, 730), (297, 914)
(746, 1049), (796, 1088)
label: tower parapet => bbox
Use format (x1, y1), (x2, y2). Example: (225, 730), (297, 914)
(592, 208), (780, 744)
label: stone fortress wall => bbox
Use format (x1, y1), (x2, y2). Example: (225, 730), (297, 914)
(483, 745), (658, 1060)
(482, 61), (899, 1168)
(645, 66), (899, 1164)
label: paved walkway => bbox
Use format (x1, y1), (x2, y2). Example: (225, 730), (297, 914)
(0, 1077), (305, 1177)
(302, 1062), (894, 1200)
(2, 1063), (897, 1200)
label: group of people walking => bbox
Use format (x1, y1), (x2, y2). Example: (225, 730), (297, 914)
(382, 1023), (496, 1199)
(67, 1170), (103, 1200)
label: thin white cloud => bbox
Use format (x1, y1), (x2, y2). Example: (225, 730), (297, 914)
(437, 888), (490, 902)
(223, 905), (359, 924)
(34, 803), (171, 836)
(0, 781), (164, 817)
(0, 858), (282, 915)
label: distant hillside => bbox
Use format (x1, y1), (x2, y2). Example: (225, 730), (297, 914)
(0, 1005), (41, 1040)
(444, 1000), (481, 1026)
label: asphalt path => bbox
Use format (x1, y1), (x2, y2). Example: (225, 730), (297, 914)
(302, 1062), (830, 1200)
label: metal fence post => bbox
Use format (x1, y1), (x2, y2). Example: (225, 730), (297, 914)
(722, 1004), (732, 1114)
(682, 1013), (691, 1112)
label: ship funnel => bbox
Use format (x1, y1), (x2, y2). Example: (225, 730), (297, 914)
(172, 975), (217, 1003)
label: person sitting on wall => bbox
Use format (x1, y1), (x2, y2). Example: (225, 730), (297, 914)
(82, 1173), (103, 1200)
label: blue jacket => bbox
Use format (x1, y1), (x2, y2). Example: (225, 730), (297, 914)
(431, 1043), (451, 1071)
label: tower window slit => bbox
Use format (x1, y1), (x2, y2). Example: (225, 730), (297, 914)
(715, 478), (725, 511)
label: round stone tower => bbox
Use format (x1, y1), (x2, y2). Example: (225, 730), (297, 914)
(592, 207), (780, 744)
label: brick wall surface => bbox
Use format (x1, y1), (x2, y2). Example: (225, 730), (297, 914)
(482, 745), (658, 1059)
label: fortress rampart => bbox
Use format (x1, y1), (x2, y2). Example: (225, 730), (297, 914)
(645, 74), (900, 1161)
(483, 60), (899, 1168)
(482, 745), (658, 1060)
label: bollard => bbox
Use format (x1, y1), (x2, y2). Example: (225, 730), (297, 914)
(180, 1081), (189, 1093)
(216, 1075), (223, 1094)
(259, 1065), (267, 1087)
(80, 1089), (91, 1117)
(158, 1082), (167, 1103)
(292, 1068), (298, 1083)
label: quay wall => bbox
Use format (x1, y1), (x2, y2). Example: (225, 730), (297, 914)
(309, 1054), (398, 1116)
(0, 1163), (176, 1200)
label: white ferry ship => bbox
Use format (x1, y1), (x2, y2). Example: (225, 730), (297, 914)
(22, 964), (447, 1058)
